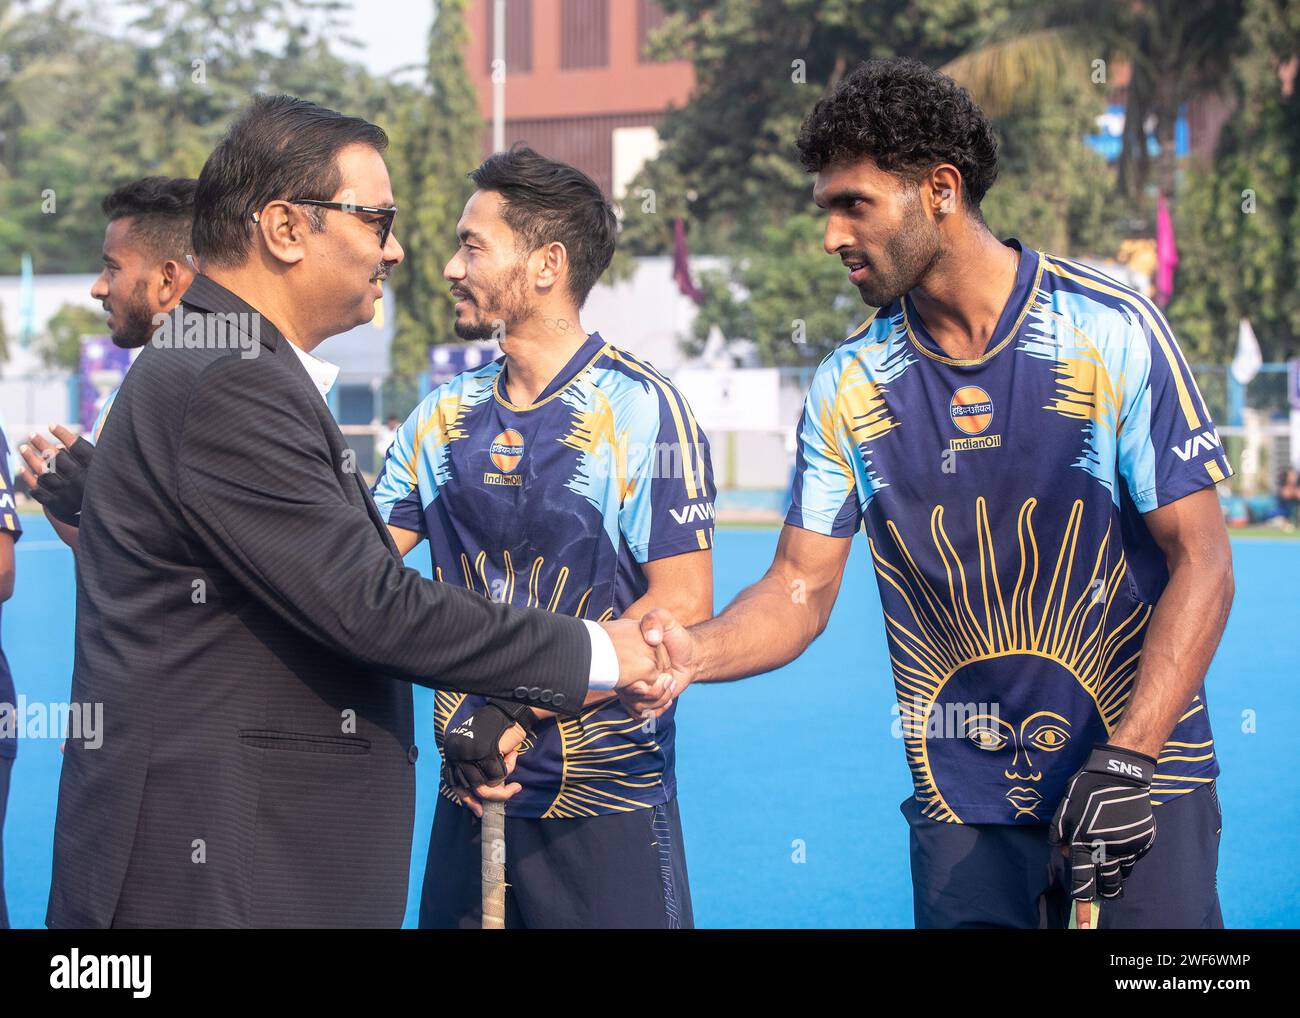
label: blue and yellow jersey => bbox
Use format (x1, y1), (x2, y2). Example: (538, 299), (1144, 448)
(372, 332), (714, 818)
(788, 240), (1231, 825)
(89, 386), (120, 444)
(0, 422), (22, 760)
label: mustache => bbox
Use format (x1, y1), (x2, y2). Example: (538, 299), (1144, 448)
(370, 261), (396, 283)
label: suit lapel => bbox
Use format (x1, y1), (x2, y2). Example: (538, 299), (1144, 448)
(270, 336), (401, 561)
(181, 276), (403, 561)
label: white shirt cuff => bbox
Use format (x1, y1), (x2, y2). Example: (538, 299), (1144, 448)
(582, 619), (619, 691)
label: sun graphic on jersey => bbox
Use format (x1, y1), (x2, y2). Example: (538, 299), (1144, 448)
(872, 496), (1154, 823)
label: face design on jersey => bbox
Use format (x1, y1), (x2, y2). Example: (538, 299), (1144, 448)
(924, 656), (1104, 821)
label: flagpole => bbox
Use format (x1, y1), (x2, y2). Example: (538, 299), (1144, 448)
(492, 0), (506, 153)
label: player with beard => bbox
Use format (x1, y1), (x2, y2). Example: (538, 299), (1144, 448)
(639, 58), (1234, 929)
(19, 177), (197, 549)
(372, 147), (713, 928)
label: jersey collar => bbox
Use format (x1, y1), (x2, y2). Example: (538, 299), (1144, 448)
(494, 331), (608, 411)
(901, 239), (1043, 367)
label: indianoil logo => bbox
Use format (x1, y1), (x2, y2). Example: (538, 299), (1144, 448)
(489, 429), (525, 472)
(949, 386), (994, 435)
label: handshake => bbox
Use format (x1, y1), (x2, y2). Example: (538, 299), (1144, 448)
(445, 610), (698, 816)
(602, 610), (698, 719)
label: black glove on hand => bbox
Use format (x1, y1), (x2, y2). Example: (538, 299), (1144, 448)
(29, 436), (95, 526)
(1050, 743), (1158, 902)
(442, 702), (529, 791)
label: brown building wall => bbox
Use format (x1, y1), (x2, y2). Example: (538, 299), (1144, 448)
(465, 0), (695, 195)
(483, 110), (662, 197)
(466, 0), (694, 120)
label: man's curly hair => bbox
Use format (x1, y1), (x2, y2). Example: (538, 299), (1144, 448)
(796, 58), (1000, 209)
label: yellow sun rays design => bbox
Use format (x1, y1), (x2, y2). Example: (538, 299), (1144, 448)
(431, 551), (661, 814)
(870, 496), (1151, 822)
(559, 384), (634, 503)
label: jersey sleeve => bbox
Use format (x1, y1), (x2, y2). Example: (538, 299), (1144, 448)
(619, 381), (715, 563)
(89, 387), (119, 445)
(0, 425), (22, 542)
(1116, 306), (1233, 514)
(784, 354), (863, 537)
(370, 402), (428, 537)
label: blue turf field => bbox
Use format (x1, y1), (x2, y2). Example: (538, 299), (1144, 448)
(4, 513), (1298, 928)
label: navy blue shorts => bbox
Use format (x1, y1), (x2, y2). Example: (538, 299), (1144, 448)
(419, 794), (693, 929)
(903, 780), (1223, 929)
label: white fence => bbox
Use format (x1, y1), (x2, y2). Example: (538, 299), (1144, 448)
(0, 372), (73, 464)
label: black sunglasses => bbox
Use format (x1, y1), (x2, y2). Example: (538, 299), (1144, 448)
(254, 199), (398, 248)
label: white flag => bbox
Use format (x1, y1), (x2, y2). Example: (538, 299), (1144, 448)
(1231, 317), (1262, 386)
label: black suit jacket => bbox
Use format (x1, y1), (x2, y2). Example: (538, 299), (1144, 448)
(47, 275), (591, 928)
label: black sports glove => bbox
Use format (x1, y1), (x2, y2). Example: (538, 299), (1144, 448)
(1049, 744), (1158, 902)
(29, 435), (95, 527)
(442, 702), (532, 791)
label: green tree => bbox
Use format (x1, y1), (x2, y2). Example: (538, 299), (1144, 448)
(624, 0), (1122, 365)
(386, 0), (482, 380)
(0, 0), (396, 274)
(980, 75), (1120, 256)
(686, 212), (862, 365)
(942, 0), (1248, 211)
(1167, 0), (1300, 362)
(33, 302), (104, 371)
(0, 4), (137, 272)
(636, 0), (1011, 236)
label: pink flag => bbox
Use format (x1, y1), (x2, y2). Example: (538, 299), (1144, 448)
(672, 217), (704, 305)
(1156, 191), (1178, 306)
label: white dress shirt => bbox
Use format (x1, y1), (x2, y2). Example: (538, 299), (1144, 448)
(287, 340), (340, 404)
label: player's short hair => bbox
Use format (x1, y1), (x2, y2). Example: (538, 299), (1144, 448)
(469, 145), (617, 308)
(796, 58), (1000, 210)
(193, 94), (388, 267)
(101, 176), (197, 263)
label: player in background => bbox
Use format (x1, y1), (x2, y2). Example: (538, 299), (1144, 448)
(642, 58), (1233, 929)
(0, 419), (20, 927)
(372, 147), (714, 928)
(18, 177), (197, 550)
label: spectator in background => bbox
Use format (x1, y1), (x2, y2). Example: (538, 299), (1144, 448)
(1280, 467), (1300, 529)
(376, 413), (400, 463)
(0, 419), (21, 928)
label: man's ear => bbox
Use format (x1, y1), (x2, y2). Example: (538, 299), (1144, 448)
(254, 201), (310, 267)
(927, 164), (963, 218)
(533, 240), (568, 292)
(157, 258), (195, 309)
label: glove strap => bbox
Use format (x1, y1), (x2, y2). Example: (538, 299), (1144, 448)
(486, 698), (536, 736)
(1082, 743), (1157, 786)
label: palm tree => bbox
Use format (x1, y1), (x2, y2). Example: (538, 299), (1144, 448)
(0, 0), (82, 170)
(941, 0), (1247, 210)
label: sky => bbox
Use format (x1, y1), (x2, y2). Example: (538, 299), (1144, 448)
(95, 0), (438, 81)
(322, 0), (437, 78)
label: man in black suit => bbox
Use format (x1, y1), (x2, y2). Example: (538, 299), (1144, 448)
(46, 95), (682, 929)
